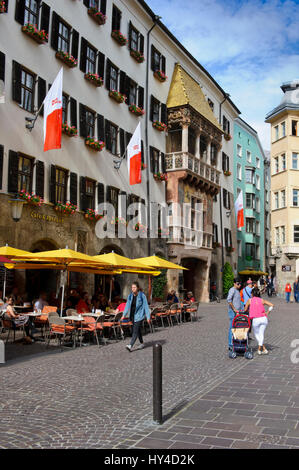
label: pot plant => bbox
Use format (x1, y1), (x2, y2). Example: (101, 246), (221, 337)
(84, 72), (104, 87)
(111, 30), (127, 46)
(0, 1), (7, 13)
(85, 209), (104, 222)
(109, 89), (126, 104)
(223, 170), (232, 176)
(55, 50), (77, 68)
(224, 133), (232, 141)
(129, 104), (144, 116)
(154, 172), (168, 182)
(19, 190), (43, 207)
(85, 136), (105, 151)
(153, 120), (167, 132)
(62, 123), (78, 137)
(153, 70), (168, 82)
(130, 49), (145, 63)
(22, 23), (48, 44)
(87, 7), (107, 25)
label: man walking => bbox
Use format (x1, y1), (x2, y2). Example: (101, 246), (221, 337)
(122, 282), (151, 352)
(227, 279), (242, 350)
(294, 278), (299, 303)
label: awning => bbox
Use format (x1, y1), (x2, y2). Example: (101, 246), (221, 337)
(239, 270), (268, 276)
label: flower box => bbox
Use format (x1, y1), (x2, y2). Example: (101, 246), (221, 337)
(153, 121), (167, 132)
(129, 104), (144, 116)
(226, 246), (235, 253)
(130, 49), (145, 63)
(22, 24), (48, 44)
(85, 209), (104, 222)
(109, 90), (126, 104)
(111, 30), (127, 46)
(224, 133), (232, 141)
(154, 70), (168, 82)
(55, 202), (77, 215)
(19, 190), (43, 207)
(0, 1), (7, 13)
(223, 170), (231, 176)
(85, 136), (105, 151)
(87, 7), (107, 25)
(213, 242), (222, 249)
(154, 172), (168, 182)
(55, 50), (77, 68)
(84, 72), (104, 87)
(62, 123), (78, 137)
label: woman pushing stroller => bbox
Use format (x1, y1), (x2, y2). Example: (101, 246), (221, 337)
(244, 287), (274, 355)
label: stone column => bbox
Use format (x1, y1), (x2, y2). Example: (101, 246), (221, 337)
(195, 132), (201, 159)
(182, 124), (189, 153)
(206, 138), (212, 166)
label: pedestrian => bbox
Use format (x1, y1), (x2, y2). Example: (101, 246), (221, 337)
(227, 279), (242, 350)
(294, 278), (299, 303)
(242, 280), (253, 306)
(267, 276), (273, 297)
(285, 283), (292, 303)
(244, 287), (274, 355)
(122, 282), (151, 352)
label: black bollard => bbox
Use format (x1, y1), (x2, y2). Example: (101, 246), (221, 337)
(153, 343), (162, 424)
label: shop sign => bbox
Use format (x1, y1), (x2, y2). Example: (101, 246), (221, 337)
(31, 211), (64, 224)
(282, 265), (291, 272)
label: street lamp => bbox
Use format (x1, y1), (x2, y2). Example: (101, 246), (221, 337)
(8, 197), (26, 222)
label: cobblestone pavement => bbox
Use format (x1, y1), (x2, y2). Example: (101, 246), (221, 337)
(0, 297), (298, 449)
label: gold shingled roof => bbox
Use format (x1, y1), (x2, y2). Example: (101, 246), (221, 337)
(167, 64), (223, 132)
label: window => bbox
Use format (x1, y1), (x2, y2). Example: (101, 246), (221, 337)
(274, 125), (279, 141)
(293, 153), (298, 169)
(275, 227), (280, 245)
(246, 193), (255, 209)
(224, 228), (232, 247)
(86, 109), (95, 137)
(128, 79), (137, 106)
(151, 45), (166, 74)
(62, 94), (68, 124)
(110, 63), (118, 91)
(237, 187), (241, 198)
(237, 164), (242, 180)
(128, 23), (144, 54)
(58, 21), (70, 53)
(188, 128), (196, 156)
(292, 120), (298, 136)
(21, 68), (35, 113)
(246, 151), (252, 163)
(281, 190), (286, 207)
(281, 121), (286, 137)
(246, 218), (255, 233)
(191, 197), (201, 230)
(213, 224), (218, 243)
(282, 154), (286, 170)
(237, 144), (242, 157)
(256, 157), (260, 169)
(256, 197), (260, 212)
(55, 167), (68, 204)
(222, 153), (229, 172)
(152, 96), (160, 122)
(256, 245), (260, 260)
(110, 123), (118, 155)
(86, 45), (97, 74)
(274, 192), (279, 209)
(294, 226), (299, 243)
(223, 189), (231, 209)
(85, 178), (96, 210)
(150, 95), (167, 124)
(18, 155), (33, 193)
(256, 174), (260, 190)
(265, 190), (269, 203)
(274, 156), (279, 173)
(245, 168), (255, 184)
(293, 189), (299, 207)
(256, 221), (260, 236)
(246, 243), (255, 259)
(281, 226), (286, 244)
(238, 240), (242, 257)
(112, 4), (121, 31)
(150, 147), (161, 174)
(223, 115), (230, 134)
(24, 0), (38, 25)
(208, 98), (214, 111)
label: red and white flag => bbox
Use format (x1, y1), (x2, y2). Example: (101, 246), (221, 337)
(127, 123), (142, 185)
(43, 68), (63, 152)
(235, 190), (244, 230)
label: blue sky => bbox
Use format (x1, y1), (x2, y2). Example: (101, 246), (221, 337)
(146, 0), (299, 150)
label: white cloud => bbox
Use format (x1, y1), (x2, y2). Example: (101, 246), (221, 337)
(147, 0), (299, 150)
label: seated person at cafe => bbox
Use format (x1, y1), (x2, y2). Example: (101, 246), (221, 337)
(167, 290), (179, 304)
(98, 293), (110, 311)
(5, 296), (35, 343)
(68, 289), (80, 309)
(185, 291), (195, 304)
(34, 292), (49, 312)
(76, 292), (91, 314)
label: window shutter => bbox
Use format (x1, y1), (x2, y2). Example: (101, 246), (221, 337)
(97, 51), (105, 78)
(151, 45), (155, 71)
(49, 164), (56, 203)
(105, 59), (111, 90)
(8, 150), (19, 194)
(150, 95), (154, 122)
(149, 147), (154, 173)
(138, 86), (144, 109)
(70, 98), (77, 128)
(69, 172), (78, 206)
(0, 52), (5, 83)
(83, 0), (89, 7)
(12, 61), (22, 104)
(79, 104), (87, 138)
(38, 77), (46, 117)
(40, 3), (50, 37)
(106, 185), (112, 204)
(161, 55), (166, 74)
(97, 114), (105, 142)
(222, 153), (225, 171)
(15, 0), (25, 25)
(101, 0), (107, 15)
(80, 37), (88, 73)
(119, 70), (126, 95)
(97, 182), (105, 205)
(105, 120), (112, 151)
(161, 103), (167, 124)
(35, 160), (44, 198)
(80, 177), (88, 212)
(51, 11), (59, 50)
(126, 132), (132, 148)
(139, 34), (144, 54)
(119, 129), (125, 158)
(128, 21), (133, 50)
(0, 145), (3, 191)
(71, 29), (79, 60)
(161, 152), (166, 173)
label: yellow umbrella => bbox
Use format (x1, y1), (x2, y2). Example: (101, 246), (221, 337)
(133, 255), (188, 270)
(5, 263), (122, 275)
(13, 248), (111, 266)
(0, 245), (32, 298)
(92, 253), (160, 273)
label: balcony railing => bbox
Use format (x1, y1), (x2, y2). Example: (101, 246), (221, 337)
(165, 152), (221, 186)
(167, 225), (213, 249)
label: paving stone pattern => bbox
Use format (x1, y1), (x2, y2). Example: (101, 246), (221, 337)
(1, 297), (299, 449)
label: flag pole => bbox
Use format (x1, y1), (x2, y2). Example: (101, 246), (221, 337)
(113, 150), (127, 170)
(25, 102), (44, 132)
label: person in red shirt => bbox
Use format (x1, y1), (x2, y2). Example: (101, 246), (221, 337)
(285, 283), (292, 303)
(76, 292), (91, 313)
(185, 291), (195, 304)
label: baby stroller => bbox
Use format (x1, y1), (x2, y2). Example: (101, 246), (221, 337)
(229, 313), (253, 359)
